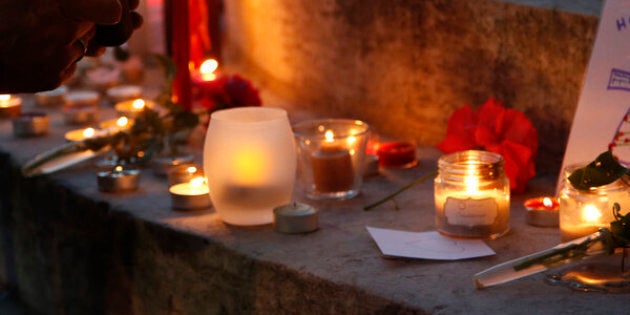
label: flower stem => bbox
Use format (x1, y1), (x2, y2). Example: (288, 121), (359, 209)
(364, 169), (438, 211)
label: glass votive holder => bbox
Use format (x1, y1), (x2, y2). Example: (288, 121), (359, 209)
(559, 164), (630, 241)
(434, 150), (510, 239)
(12, 112), (49, 137)
(293, 119), (370, 200)
(204, 107), (297, 226)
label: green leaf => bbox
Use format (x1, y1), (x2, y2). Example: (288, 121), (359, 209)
(568, 151), (628, 190)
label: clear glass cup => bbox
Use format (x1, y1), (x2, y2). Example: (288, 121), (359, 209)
(293, 119), (370, 200)
(203, 107), (297, 226)
(434, 150), (510, 239)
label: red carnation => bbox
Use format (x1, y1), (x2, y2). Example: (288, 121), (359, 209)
(437, 98), (538, 193)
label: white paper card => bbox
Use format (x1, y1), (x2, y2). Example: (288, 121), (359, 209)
(366, 226), (495, 260)
(561, 0), (630, 189)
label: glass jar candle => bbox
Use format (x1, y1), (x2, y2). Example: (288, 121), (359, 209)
(559, 164), (630, 241)
(434, 150), (510, 239)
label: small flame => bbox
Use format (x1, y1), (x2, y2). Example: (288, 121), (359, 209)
(114, 165), (124, 172)
(0, 94), (10, 101)
(190, 176), (206, 189)
(582, 204), (602, 223)
(542, 197), (553, 208)
(200, 59), (218, 81)
(132, 99), (145, 110)
(83, 128), (96, 138)
(186, 166), (198, 174)
(116, 116), (129, 127)
(324, 130), (335, 143)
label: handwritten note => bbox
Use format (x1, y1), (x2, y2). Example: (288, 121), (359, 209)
(366, 226), (495, 260)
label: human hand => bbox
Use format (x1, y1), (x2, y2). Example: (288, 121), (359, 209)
(0, 0), (143, 93)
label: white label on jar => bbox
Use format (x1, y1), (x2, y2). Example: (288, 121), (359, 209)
(443, 197), (498, 227)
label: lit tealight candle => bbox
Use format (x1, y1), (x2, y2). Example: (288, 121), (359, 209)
(97, 165), (140, 193)
(114, 98), (154, 118)
(169, 176), (212, 210)
(99, 116), (133, 132)
(524, 196), (559, 227)
(167, 164), (204, 186)
(62, 90), (100, 125)
(106, 85), (143, 104)
(0, 94), (22, 118)
(377, 141), (418, 168)
(65, 127), (98, 142)
(35, 85), (68, 107)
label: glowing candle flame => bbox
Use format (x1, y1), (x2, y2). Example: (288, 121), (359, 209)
(189, 176), (207, 193)
(582, 204), (602, 223)
(83, 127), (96, 138)
(200, 59), (218, 81)
(132, 99), (145, 110)
(464, 163), (479, 194)
(114, 165), (124, 172)
(0, 94), (11, 107)
(324, 130), (335, 143)
(543, 197), (553, 208)
(186, 166), (198, 174)
(116, 116), (129, 127)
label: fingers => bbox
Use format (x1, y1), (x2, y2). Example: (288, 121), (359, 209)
(60, 0), (123, 25)
(92, 0), (143, 47)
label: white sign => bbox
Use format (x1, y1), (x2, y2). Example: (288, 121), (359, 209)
(561, 0), (630, 188)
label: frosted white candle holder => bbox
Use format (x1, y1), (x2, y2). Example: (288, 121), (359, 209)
(203, 107), (296, 226)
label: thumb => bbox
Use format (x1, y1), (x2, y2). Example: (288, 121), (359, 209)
(60, 0), (123, 25)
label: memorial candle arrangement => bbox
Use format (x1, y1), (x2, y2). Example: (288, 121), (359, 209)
(558, 164), (630, 241)
(434, 150), (510, 239)
(293, 119), (370, 200)
(204, 107), (296, 226)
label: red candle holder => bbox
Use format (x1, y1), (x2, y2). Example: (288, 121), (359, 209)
(377, 141), (418, 168)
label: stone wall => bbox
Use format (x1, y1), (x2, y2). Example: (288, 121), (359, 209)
(221, 0), (600, 175)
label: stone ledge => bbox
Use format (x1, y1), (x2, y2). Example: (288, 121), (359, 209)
(1, 105), (630, 314)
